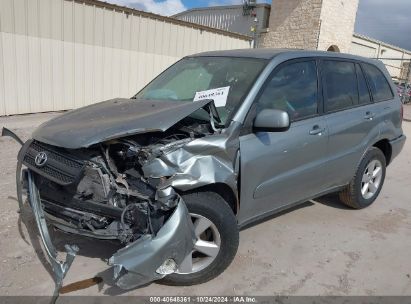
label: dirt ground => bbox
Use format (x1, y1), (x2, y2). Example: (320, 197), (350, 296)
(0, 109), (411, 296)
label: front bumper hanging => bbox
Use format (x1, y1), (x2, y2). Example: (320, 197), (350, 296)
(26, 170), (79, 294)
(25, 170), (195, 292)
(6, 127), (196, 292)
(109, 197), (195, 289)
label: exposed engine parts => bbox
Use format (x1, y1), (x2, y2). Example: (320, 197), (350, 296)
(22, 117), (214, 244)
(7, 99), (240, 292)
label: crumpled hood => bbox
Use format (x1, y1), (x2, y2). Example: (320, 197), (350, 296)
(32, 98), (211, 149)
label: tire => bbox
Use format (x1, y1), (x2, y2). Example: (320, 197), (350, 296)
(160, 191), (239, 286)
(339, 147), (386, 209)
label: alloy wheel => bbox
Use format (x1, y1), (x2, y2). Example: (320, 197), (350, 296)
(177, 213), (221, 274)
(361, 159), (383, 199)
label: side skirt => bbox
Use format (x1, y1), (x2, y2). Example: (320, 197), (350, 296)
(238, 185), (346, 229)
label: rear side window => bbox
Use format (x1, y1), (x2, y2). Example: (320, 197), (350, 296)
(356, 64), (371, 105)
(256, 60), (318, 121)
(322, 60), (358, 112)
(362, 63), (394, 102)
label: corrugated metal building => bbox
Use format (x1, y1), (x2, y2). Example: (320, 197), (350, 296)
(0, 0), (251, 116)
(173, 4), (271, 39)
(175, 4), (411, 82)
(351, 34), (411, 81)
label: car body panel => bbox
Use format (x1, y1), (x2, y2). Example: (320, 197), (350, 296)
(2, 49), (407, 294)
(32, 98), (211, 149)
(26, 170), (79, 296)
(109, 198), (195, 290)
(377, 99), (404, 141)
(142, 122), (241, 198)
(238, 116), (328, 224)
(321, 104), (382, 188)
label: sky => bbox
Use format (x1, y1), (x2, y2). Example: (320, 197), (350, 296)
(107, 0), (411, 51)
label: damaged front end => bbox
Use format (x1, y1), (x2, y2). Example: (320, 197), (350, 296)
(109, 198), (194, 289)
(5, 99), (239, 292)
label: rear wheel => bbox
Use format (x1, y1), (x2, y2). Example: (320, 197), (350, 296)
(339, 147), (386, 209)
(160, 191), (239, 286)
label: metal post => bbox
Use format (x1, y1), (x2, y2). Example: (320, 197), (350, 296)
(403, 62), (411, 104)
(252, 17), (258, 48)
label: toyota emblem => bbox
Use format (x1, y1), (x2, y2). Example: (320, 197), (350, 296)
(35, 152), (48, 167)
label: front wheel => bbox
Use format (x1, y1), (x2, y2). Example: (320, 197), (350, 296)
(339, 147), (386, 209)
(160, 191), (239, 286)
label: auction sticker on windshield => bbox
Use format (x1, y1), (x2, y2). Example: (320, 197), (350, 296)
(193, 86), (230, 107)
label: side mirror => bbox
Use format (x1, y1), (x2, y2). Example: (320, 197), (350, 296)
(253, 109), (290, 132)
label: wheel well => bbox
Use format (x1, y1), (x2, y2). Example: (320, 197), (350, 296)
(180, 183), (238, 215)
(373, 139), (392, 165)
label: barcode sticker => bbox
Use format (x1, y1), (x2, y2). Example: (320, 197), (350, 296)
(193, 86), (230, 107)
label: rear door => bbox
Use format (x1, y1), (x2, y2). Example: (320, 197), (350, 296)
(238, 59), (329, 224)
(361, 63), (400, 140)
(321, 60), (380, 189)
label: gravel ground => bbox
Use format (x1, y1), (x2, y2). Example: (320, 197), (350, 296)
(0, 110), (410, 296)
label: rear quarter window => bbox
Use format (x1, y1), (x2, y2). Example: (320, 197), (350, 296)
(362, 63), (394, 102)
(356, 63), (371, 105)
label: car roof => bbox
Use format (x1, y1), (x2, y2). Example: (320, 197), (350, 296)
(189, 48), (380, 65)
(189, 48), (292, 59)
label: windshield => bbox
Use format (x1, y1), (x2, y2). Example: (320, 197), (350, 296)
(134, 56), (267, 124)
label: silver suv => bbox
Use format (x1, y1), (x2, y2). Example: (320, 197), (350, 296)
(4, 49), (406, 292)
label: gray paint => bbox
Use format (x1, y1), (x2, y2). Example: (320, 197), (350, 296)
(142, 121), (241, 201)
(190, 48), (289, 59)
(109, 197), (195, 289)
(238, 116), (330, 224)
(253, 109), (290, 130)
(32, 99), (211, 149)
(9, 49), (407, 291)
(224, 49), (395, 123)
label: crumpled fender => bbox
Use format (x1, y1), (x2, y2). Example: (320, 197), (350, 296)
(141, 122), (241, 198)
(109, 197), (195, 289)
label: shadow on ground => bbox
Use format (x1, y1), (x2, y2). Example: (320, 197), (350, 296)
(313, 193), (351, 210)
(16, 191), (351, 295)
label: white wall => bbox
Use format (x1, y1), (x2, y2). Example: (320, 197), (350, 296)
(351, 34), (411, 80)
(0, 0), (251, 116)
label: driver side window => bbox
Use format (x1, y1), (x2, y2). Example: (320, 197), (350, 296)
(256, 60), (318, 121)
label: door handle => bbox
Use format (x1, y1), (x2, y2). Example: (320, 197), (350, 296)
(309, 125), (325, 135)
(364, 111), (376, 120)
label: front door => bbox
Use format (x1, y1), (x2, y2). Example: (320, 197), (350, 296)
(238, 59), (328, 225)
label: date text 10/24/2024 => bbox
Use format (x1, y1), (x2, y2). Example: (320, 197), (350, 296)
(149, 296), (257, 303)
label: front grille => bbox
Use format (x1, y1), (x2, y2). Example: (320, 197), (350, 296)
(23, 140), (85, 185)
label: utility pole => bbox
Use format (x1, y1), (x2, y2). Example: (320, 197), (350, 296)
(251, 16), (258, 48)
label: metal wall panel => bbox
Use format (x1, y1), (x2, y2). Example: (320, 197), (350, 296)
(351, 35), (411, 80)
(0, 0), (250, 115)
(0, 32), (5, 116)
(174, 5), (271, 37)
